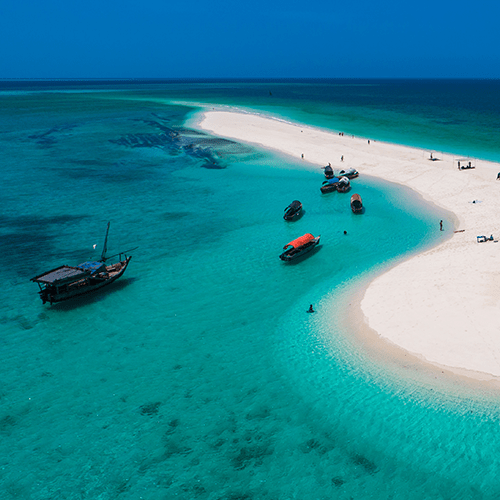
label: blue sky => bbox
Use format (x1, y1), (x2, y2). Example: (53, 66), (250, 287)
(1, 0), (499, 78)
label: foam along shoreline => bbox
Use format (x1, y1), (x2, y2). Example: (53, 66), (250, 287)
(197, 110), (500, 379)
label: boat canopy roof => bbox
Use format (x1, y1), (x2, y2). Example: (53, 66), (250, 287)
(287, 200), (302, 209)
(284, 233), (315, 250)
(328, 177), (340, 184)
(77, 261), (106, 273)
(351, 194), (362, 207)
(31, 261), (106, 285)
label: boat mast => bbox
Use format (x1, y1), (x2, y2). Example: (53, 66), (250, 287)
(101, 222), (110, 262)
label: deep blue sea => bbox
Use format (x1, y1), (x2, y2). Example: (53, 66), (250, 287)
(1, 79), (500, 499)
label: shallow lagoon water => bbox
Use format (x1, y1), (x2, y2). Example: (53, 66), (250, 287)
(1, 82), (499, 499)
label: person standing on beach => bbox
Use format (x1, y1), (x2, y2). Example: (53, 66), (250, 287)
(341, 155), (344, 162)
(440, 220), (443, 231)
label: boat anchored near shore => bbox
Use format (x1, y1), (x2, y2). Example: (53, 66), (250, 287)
(350, 193), (363, 213)
(337, 176), (351, 193)
(283, 200), (303, 221)
(320, 177), (340, 193)
(31, 223), (134, 304)
(279, 233), (320, 261)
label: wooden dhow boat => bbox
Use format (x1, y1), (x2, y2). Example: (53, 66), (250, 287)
(350, 193), (363, 213)
(283, 200), (303, 221)
(31, 223), (134, 304)
(279, 233), (320, 261)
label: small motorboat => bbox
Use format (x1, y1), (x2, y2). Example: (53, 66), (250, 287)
(324, 164), (334, 179)
(337, 176), (351, 193)
(320, 177), (340, 194)
(350, 193), (363, 213)
(279, 233), (320, 261)
(334, 167), (359, 179)
(283, 200), (303, 221)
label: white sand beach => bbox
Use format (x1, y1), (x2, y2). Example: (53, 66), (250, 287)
(198, 110), (500, 380)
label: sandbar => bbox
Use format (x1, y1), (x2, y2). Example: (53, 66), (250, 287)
(197, 109), (500, 379)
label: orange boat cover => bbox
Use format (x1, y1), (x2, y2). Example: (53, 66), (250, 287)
(284, 233), (315, 249)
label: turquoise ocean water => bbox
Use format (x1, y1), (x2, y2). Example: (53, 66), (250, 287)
(1, 79), (500, 499)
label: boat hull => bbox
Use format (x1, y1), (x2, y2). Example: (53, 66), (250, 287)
(337, 178), (351, 193)
(38, 257), (131, 304)
(284, 211), (301, 220)
(320, 184), (338, 194)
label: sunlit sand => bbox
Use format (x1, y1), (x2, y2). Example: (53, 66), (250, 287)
(198, 110), (500, 379)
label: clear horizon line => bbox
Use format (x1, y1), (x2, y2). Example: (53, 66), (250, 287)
(1, 76), (500, 82)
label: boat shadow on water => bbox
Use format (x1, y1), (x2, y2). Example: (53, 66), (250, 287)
(281, 244), (322, 265)
(48, 277), (137, 310)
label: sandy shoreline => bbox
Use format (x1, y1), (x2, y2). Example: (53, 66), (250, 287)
(197, 109), (500, 380)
